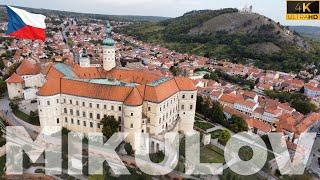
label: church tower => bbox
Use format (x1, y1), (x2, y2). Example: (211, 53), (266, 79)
(103, 21), (116, 71)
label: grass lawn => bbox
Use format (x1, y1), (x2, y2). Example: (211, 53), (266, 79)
(13, 110), (40, 126)
(200, 145), (225, 163)
(194, 121), (214, 131)
(222, 168), (262, 180)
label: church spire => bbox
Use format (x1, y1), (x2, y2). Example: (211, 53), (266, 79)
(103, 21), (115, 46)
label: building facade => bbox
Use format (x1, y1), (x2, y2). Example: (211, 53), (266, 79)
(37, 24), (197, 149)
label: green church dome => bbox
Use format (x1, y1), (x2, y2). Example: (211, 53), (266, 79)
(103, 21), (115, 46)
(103, 38), (115, 46)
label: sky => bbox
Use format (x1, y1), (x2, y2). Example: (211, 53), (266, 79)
(1, 0), (319, 26)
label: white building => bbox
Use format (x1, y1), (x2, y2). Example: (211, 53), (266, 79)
(38, 24), (197, 151)
(6, 59), (45, 100)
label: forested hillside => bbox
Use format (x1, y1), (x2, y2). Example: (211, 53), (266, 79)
(116, 9), (320, 73)
(0, 5), (169, 23)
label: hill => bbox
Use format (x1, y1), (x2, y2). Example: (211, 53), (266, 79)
(289, 26), (320, 41)
(0, 5), (169, 23)
(116, 9), (320, 73)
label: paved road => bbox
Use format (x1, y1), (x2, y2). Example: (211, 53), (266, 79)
(0, 95), (40, 137)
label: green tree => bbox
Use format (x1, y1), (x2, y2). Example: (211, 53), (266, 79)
(218, 130), (231, 145)
(149, 151), (165, 163)
(169, 66), (181, 76)
(29, 111), (39, 124)
(124, 142), (134, 155)
(229, 115), (248, 133)
(0, 60), (4, 70)
(101, 116), (120, 139)
(211, 101), (226, 125)
(0, 80), (6, 96)
(196, 96), (204, 113)
(292, 99), (316, 115)
(4, 62), (21, 80)
(9, 101), (18, 112)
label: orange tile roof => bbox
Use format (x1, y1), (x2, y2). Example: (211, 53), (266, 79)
(174, 77), (197, 91)
(235, 99), (257, 109)
(305, 83), (320, 92)
(16, 60), (41, 76)
(220, 93), (244, 105)
(243, 91), (257, 99)
(277, 113), (320, 135)
(38, 64), (197, 105)
(246, 119), (272, 133)
(124, 88), (143, 106)
(60, 79), (133, 102)
(38, 78), (61, 96)
(143, 79), (180, 103)
(6, 73), (24, 84)
(223, 106), (250, 120)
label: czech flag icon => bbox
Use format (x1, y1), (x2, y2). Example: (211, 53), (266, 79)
(6, 6), (46, 41)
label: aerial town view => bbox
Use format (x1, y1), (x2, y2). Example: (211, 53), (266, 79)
(0, 0), (320, 179)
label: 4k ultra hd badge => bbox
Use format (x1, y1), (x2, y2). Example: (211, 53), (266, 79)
(286, 0), (320, 20)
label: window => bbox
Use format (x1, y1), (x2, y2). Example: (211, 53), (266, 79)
(47, 101), (50, 106)
(63, 99), (66, 103)
(97, 114), (100, 119)
(131, 113), (134, 116)
(76, 110), (80, 116)
(130, 123), (133, 128)
(182, 95), (185, 99)
(70, 109), (73, 115)
(181, 105), (185, 110)
(97, 104), (100, 109)
(71, 119), (74, 124)
(118, 116), (122, 122)
(159, 118), (161, 124)
(56, 99), (59, 103)
(83, 121), (86, 127)
(97, 123), (101, 128)
(148, 107), (151, 111)
(76, 101), (79, 106)
(147, 118), (150, 123)
(160, 107), (162, 112)
(90, 113), (93, 119)
(90, 122), (93, 128)
(57, 118), (59, 124)
(118, 106), (122, 111)
(77, 120), (80, 125)
(64, 108), (67, 114)
(65, 117), (68, 123)
(89, 103), (92, 108)
(70, 100), (72, 104)
(83, 112), (86, 117)
(82, 102), (85, 107)
(111, 106), (114, 110)
(104, 105), (107, 109)
(191, 95), (194, 99)
(190, 105), (193, 110)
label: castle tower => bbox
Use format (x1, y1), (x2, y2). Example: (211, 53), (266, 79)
(79, 48), (90, 67)
(103, 21), (116, 71)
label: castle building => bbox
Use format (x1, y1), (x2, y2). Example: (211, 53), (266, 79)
(6, 59), (46, 100)
(37, 23), (197, 150)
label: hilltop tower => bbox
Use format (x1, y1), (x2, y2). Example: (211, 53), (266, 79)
(103, 21), (116, 71)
